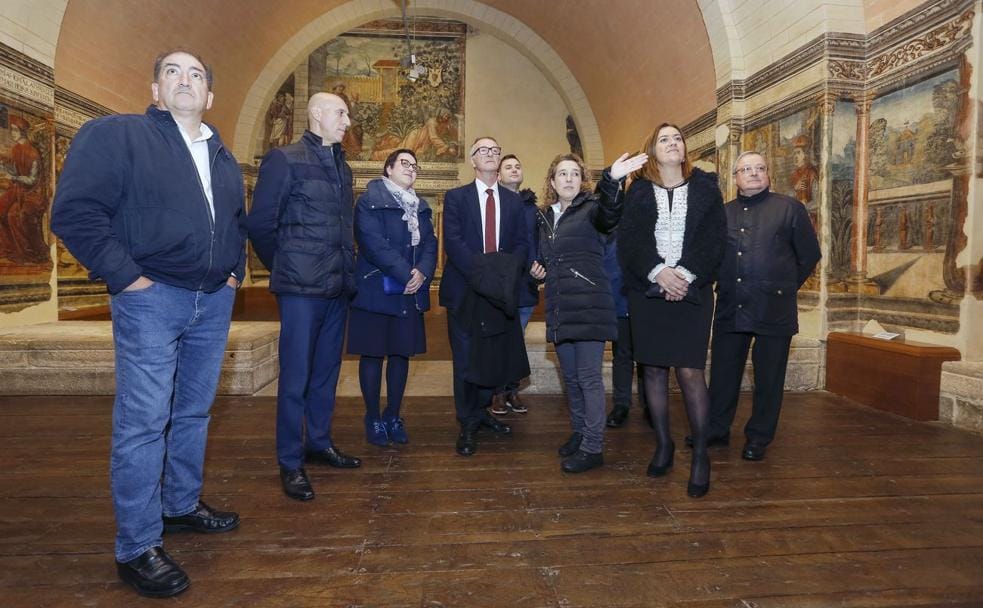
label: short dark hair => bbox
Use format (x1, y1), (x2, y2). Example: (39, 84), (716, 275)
(383, 148), (417, 177)
(499, 154), (519, 166)
(153, 48), (214, 90)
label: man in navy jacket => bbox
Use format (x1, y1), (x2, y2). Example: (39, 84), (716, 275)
(51, 49), (245, 599)
(247, 92), (361, 502)
(439, 136), (529, 456)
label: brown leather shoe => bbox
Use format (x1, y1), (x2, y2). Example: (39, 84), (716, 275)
(505, 391), (528, 414)
(489, 393), (509, 416)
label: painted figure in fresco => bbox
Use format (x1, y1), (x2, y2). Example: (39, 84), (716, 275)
(247, 92), (362, 503)
(332, 82), (362, 158)
(439, 136), (530, 458)
(51, 49), (246, 599)
(267, 93), (287, 149)
(704, 151), (821, 463)
(789, 134), (819, 228)
(0, 115), (47, 263)
(373, 106), (457, 162)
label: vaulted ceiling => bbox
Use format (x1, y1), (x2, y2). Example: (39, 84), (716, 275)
(54, 0), (716, 163)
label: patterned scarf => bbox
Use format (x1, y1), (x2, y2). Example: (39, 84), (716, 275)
(382, 177), (420, 246)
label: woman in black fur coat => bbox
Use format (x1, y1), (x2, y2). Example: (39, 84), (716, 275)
(617, 123), (726, 497)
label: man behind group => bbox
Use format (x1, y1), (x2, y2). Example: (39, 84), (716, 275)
(440, 137), (529, 456)
(51, 49), (245, 598)
(248, 92), (361, 502)
(488, 153), (538, 416)
(700, 151), (821, 460)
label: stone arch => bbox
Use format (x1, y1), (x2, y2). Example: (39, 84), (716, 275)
(231, 0), (603, 168)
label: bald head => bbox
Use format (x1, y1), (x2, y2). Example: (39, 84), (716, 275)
(308, 92), (350, 145)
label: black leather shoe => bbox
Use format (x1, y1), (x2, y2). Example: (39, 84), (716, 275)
(456, 430), (477, 456)
(557, 432), (583, 457)
(479, 416), (512, 435)
(685, 434), (730, 448)
(116, 546), (190, 598)
(306, 446), (362, 468)
(742, 443), (767, 461)
(606, 406), (629, 428)
(646, 445), (675, 478)
(280, 467), (315, 501)
(561, 449), (603, 473)
(163, 500), (239, 534)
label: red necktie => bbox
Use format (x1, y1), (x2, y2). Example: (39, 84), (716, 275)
(484, 188), (497, 253)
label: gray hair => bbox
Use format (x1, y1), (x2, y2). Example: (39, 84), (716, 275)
(732, 150), (768, 175)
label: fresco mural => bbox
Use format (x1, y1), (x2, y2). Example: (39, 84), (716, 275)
(0, 101), (52, 312)
(306, 18), (466, 163)
(829, 100), (857, 286)
(863, 70), (964, 310)
(262, 75), (295, 154)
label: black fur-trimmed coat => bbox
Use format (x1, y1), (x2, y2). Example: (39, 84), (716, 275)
(616, 167), (726, 294)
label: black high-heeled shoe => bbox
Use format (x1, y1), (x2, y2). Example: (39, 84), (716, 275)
(646, 442), (675, 478)
(687, 452), (710, 498)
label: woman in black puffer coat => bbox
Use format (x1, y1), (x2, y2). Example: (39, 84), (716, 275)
(530, 151), (648, 474)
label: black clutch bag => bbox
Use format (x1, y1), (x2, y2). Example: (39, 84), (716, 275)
(383, 275), (406, 295)
(645, 282), (701, 305)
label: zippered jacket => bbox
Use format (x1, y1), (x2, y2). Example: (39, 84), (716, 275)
(51, 105), (247, 295)
(248, 130), (355, 297)
(538, 172), (623, 344)
(350, 178), (438, 317)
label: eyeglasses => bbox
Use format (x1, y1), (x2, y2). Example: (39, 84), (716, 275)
(471, 146), (502, 157)
(734, 165), (768, 175)
(399, 158), (419, 173)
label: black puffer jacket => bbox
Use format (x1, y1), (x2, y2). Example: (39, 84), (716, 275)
(248, 130), (355, 297)
(617, 167), (725, 294)
(539, 173), (623, 344)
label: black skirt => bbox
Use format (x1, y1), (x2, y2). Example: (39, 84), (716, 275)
(627, 284), (713, 369)
(346, 308), (426, 357)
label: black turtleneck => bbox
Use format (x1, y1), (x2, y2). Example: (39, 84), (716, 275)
(737, 186), (771, 205)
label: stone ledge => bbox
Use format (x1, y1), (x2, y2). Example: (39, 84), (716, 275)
(940, 361), (983, 433)
(0, 321), (279, 396)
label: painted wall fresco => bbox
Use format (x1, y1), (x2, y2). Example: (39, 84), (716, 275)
(829, 100), (857, 286)
(0, 101), (52, 312)
(306, 18), (466, 163)
(262, 75), (295, 154)
(864, 70), (964, 310)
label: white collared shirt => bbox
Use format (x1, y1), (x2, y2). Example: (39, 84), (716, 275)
(176, 122), (215, 221)
(475, 177), (501, 251)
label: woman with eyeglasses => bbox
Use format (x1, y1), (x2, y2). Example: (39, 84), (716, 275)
(617, 123), (726, 497)
(347, 148), (438, 446)
(529, 151), (649, 473)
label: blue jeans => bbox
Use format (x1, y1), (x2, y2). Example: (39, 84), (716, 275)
(555, 340), (606, 454)
(275, 295), (349, 470)
(109, 281), (235, 562)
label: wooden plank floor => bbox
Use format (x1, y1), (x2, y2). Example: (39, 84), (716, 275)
(1, 392), (982, 607)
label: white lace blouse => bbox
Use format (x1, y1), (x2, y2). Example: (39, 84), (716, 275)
(646, 182), (696, 284)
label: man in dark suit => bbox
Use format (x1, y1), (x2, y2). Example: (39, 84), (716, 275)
(439, 136), (530, 456)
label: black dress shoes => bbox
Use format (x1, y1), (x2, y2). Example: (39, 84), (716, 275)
(561, 449), (603, 473)
(280, 467), (315, 501)
(116, 546), (190, 598)
(163, 500), (239, 534)
(685, 434), (730, 448)
(306, 446), (362, 468)
(742, 443), (767, 461)
(557, 432), (583, 457)
(479, 416), (512, 435)
(606, 406), (629, 428)
(456, 430), (477, 456)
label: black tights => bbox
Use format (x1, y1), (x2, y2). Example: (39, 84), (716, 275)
(642, 365), (710, 486)
(359, 355), (410, 420)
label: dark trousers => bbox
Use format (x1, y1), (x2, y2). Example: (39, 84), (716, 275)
(708, 329), (793, 446)
(275, 294), (349, 470)
(447, 308), (493, 432)
(611, 316), (646, 410)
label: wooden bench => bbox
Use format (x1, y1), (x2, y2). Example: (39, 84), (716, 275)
(825, 331), (961, 420)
